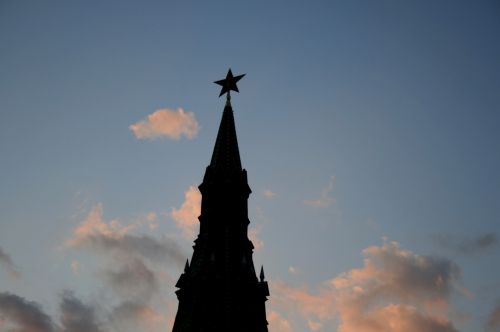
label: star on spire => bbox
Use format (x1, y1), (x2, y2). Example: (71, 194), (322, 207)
(214, 68), (245, 98)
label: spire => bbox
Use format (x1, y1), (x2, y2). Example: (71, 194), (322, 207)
(260, 266), (265, 282)
(209, 69), (245, 172)
(209, 102), (242, 171)
(173, 70), (269, 332)
(184, 259), (190, 272)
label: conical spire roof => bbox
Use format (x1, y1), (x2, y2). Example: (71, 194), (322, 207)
(209, 98), (242, 172)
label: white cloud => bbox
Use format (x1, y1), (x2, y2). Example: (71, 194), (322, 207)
(304, 176), (336, 208)
(129, 108), (199, 140)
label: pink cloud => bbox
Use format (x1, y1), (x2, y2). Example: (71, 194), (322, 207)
(129, 108), (199, 140)
(249, 225), (264, 251)
(267, 310), (293, 332)
(65, 203), (185, 265)
(270, 240), (462, 332)
(65, 203), (135, 247)
(263, 189), (277, 199)
(304, 176), (336, 208)
(171, 186), (201, 239)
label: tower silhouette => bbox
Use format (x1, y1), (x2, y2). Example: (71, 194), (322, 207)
(172, 70), (269, 332)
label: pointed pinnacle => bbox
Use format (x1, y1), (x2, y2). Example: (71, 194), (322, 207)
(260, 265), (265, 282)
(184, 259), (190, 272)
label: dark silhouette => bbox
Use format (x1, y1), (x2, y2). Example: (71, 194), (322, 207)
(172, 70), (269, 332)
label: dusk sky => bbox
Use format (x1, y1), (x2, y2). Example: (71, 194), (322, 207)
(1, 1), (500, 331)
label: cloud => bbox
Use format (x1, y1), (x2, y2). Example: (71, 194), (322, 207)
(0, 290), (165, 332)
(66, 203), (185, 266)
(104, 258), (158, 302)
(0, 246), (20, 279)
(171, 186), (201, 239)
(60, 291), (103, 332)
(71, 260), (80, 275)
(0, 292), (56, 332)
(270, 240), (462, 332)
(271, 281), (336, 324)
(249, 225), (264, 251)
(433, 232), (498, 255)
(267, 310), (293, 332)
(288, 266), (298, 274)
(108, 301), (166, 332)
(263, 189), (277, 199)
(487, 301), (500, 331)
(130, 108), (199, 140)
(64, 203), (179, 332)
(304, 176), (336, 208)
(307, 319), (322, 331)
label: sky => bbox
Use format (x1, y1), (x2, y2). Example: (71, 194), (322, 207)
(1, 0), (500, 331)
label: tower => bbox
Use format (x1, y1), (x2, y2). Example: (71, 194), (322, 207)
(172, 70), (269, 332)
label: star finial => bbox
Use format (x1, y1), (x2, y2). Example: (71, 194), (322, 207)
(214, 68), (245, 98)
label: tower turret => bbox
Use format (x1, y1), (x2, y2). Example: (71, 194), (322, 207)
(172, 70), (269, 332)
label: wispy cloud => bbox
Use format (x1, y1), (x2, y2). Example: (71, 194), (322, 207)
(433, 232), (498, 255)
(304, 176), (336, 208)
(263, 189), (277, 199)
(171, 185), (201, 239)
(130, 108), (199, 140)
(270, 240), (462, 332)
(0, 246), (20, 279)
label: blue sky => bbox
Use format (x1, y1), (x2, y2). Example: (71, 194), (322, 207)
(1, 1), (500, 331)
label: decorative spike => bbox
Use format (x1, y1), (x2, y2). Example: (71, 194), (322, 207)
(260, 265), (265, 282)
(184, 259), (190, 272)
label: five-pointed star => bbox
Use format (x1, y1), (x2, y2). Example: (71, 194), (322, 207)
(214, 69), (245, 97)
